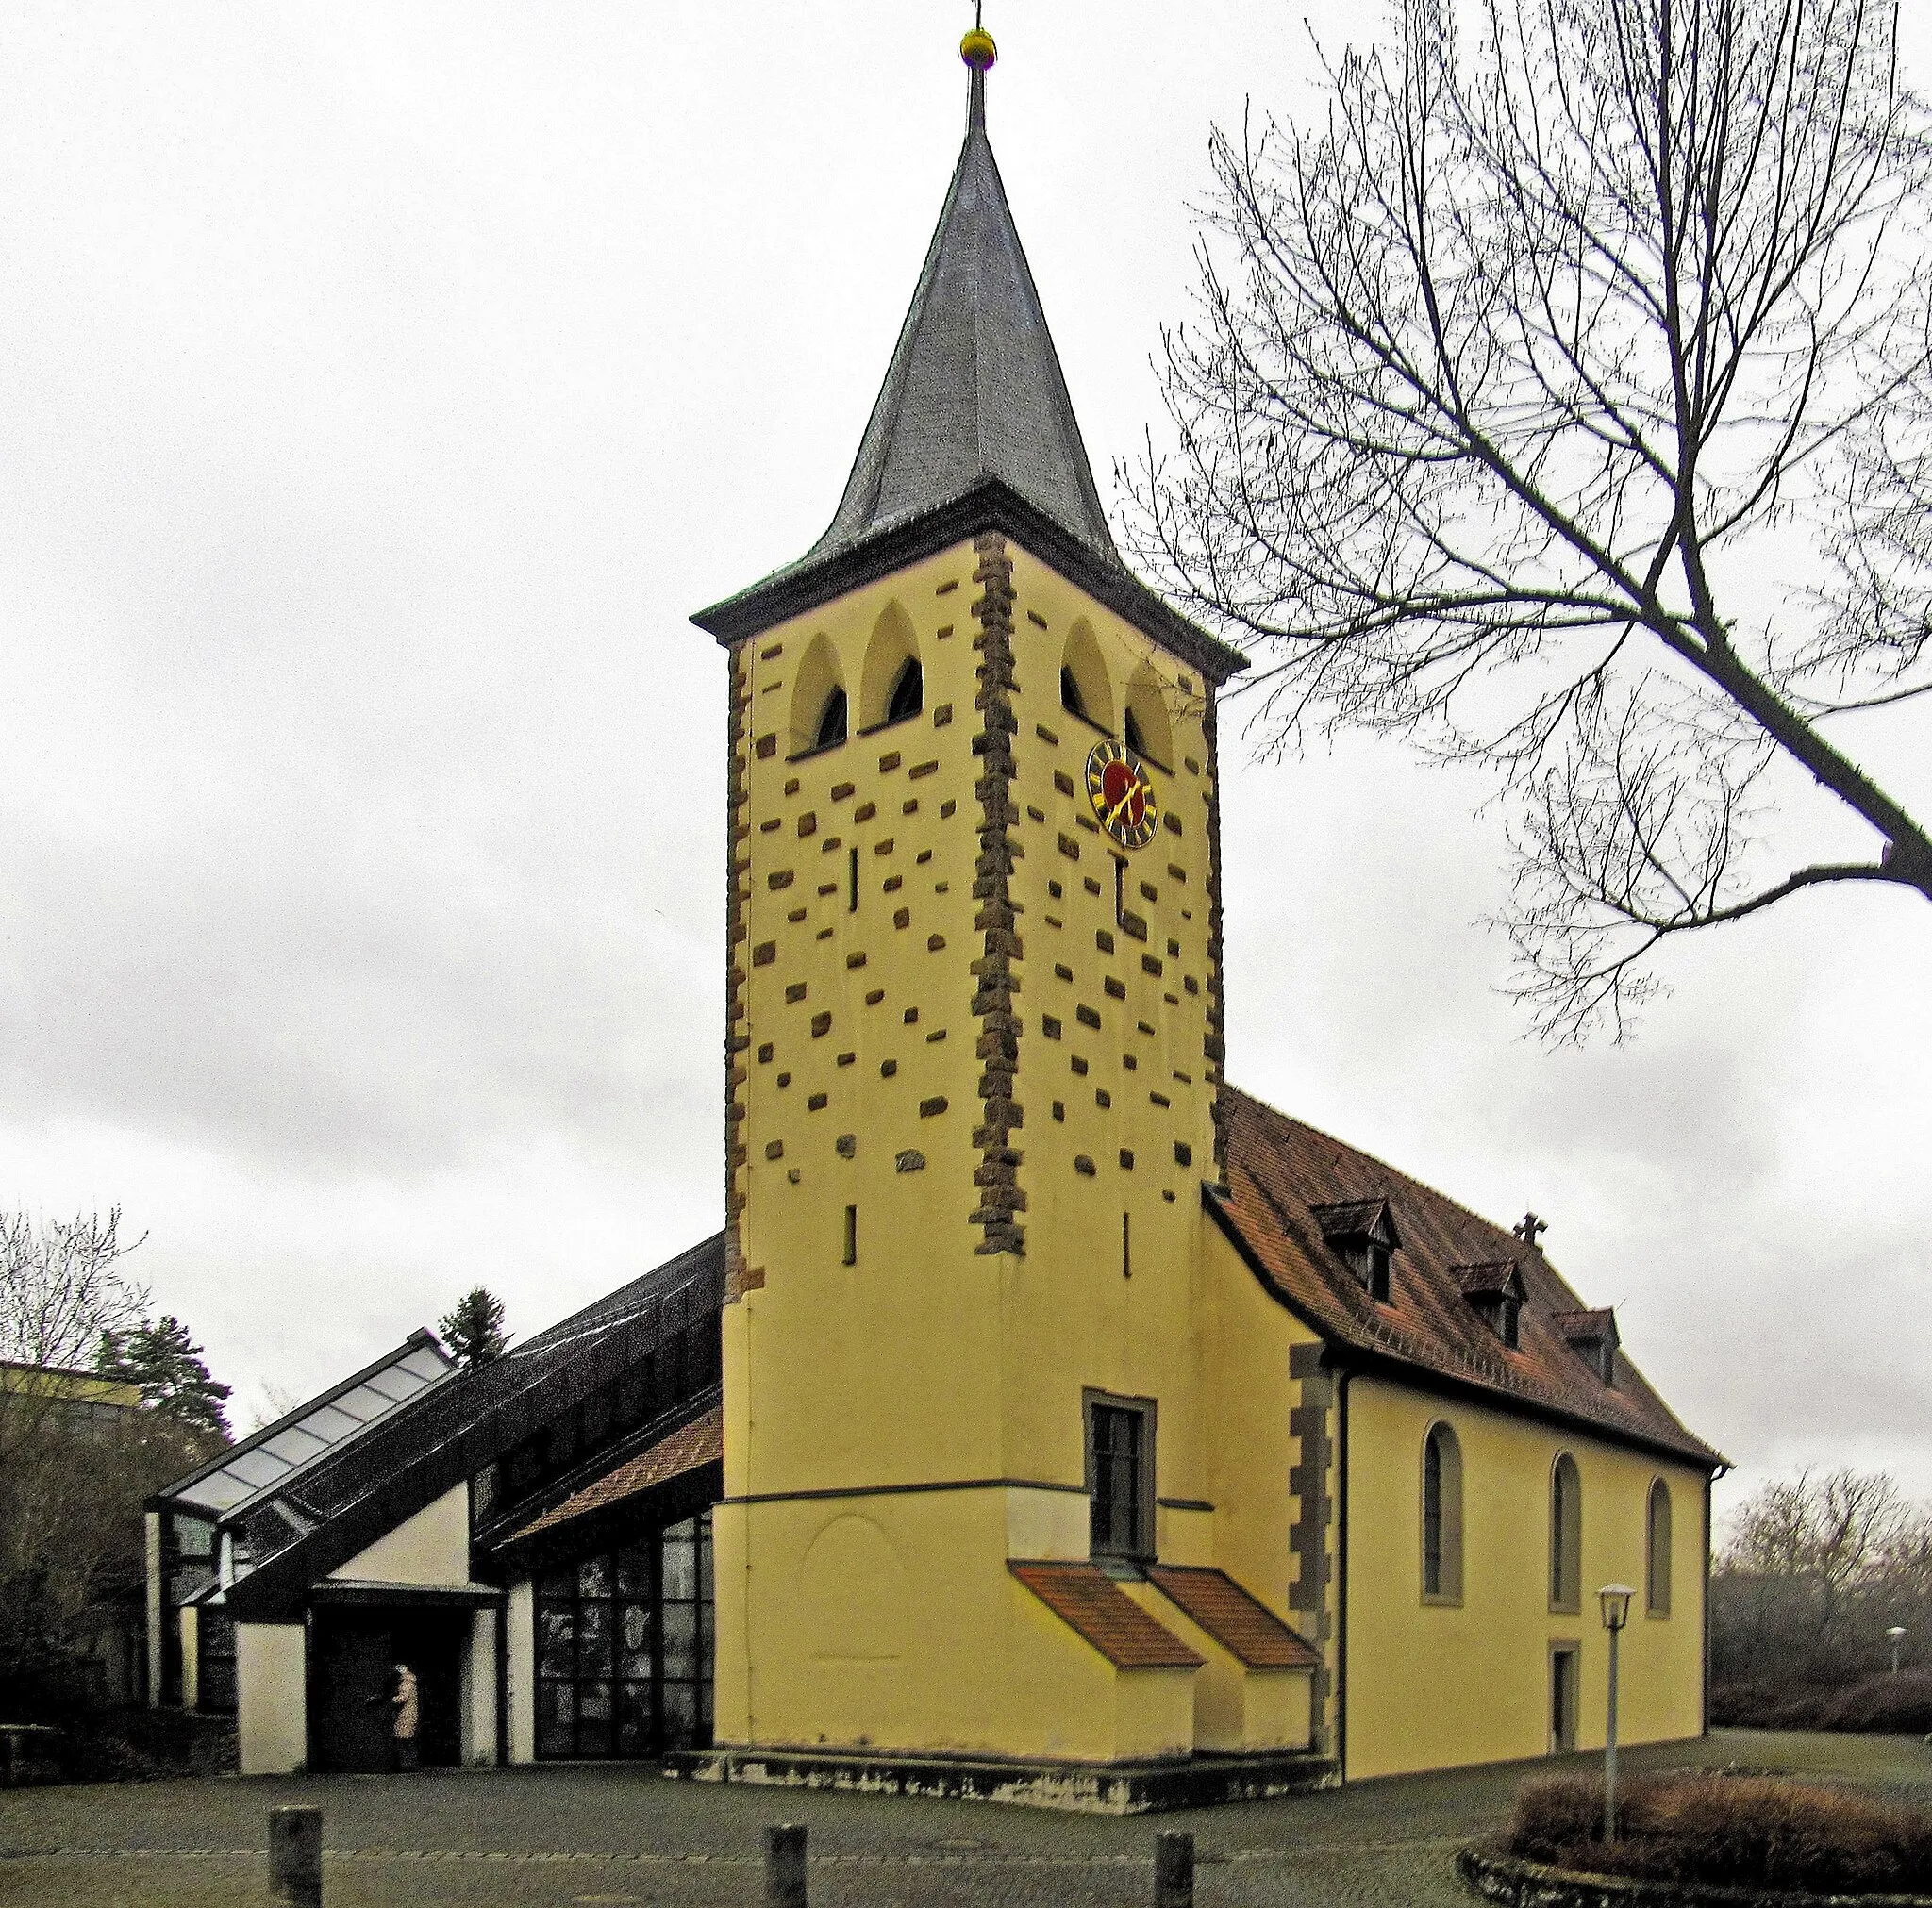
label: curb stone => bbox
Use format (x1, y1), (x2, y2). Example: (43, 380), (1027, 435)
(1459, 1841), (1932, 1908)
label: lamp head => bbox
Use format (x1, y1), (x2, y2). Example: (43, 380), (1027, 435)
(1888, 1626), (1907, 1642)
(1598, 1583), (1636, 1631)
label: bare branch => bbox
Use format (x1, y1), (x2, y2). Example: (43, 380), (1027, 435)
(1124, 0), (1932, 1038)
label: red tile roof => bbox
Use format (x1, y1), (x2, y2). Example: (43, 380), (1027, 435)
(1145, 1566), (1319, 1669)
(1215, 1087), (1724, 1469)
(511, 1406), (724, 1542)
(1009, 1561), (1204, 1669)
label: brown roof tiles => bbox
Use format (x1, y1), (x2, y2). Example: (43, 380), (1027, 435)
(1145, 1566), (1319, 1669)
(511, 1405), (724, 1543)
(1009, 1561), (1203, 1669)
(1215, 1087), (1723, 1469)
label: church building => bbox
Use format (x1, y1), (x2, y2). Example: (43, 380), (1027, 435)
(148, 26), (1723, 1806)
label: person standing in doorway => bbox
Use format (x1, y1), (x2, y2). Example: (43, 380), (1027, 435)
(391, 1662), (419, 1772)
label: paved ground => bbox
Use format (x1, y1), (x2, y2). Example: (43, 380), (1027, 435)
(3, 1731), (1929, 1908)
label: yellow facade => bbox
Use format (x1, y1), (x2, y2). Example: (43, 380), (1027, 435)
(1341, 1378), (1708, 1780)
(719, 538), (1234, 1761)
(711, 531), (1711, 1781)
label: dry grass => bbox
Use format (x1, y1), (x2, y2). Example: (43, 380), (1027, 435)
(1511, 1771), (1932, 1894)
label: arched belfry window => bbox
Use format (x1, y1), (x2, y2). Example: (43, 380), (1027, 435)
(1122, 672), (1173, 769)
(1549, 1452), (1582, 1614)
(885, 657), (923, 724)
(790, 634), (848, 756)
(1060, 620), (1112, 733)
(858, 601), (921, 731)
(1421, 1421), (1464, 1603)
(1646, 1479), (1673, 1617)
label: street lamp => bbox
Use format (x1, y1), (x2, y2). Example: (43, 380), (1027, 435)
(1598, 1584), (1636, 1843)
(1888, 1626), (1907, 1677)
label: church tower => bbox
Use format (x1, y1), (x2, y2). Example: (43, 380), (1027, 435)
(692, 27), (1248, 1770)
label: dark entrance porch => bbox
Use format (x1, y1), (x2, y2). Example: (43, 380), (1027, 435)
(308, 1585), (499, 1773)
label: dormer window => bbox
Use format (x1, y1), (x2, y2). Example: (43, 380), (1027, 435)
(1343, 1238), (1391, 1303)
(1310, 1198), (1400, 1305)
(1553, 1308), (1620, 1385)
(1452, 1263), (1529, 1349)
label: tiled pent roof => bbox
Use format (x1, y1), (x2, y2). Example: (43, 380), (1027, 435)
(510, 1405), (723, 1542)
(1145, 1567), (1319, 1669)
(1212, 1088), (1724, 1469)
(1009, 1562), (1204, 1670)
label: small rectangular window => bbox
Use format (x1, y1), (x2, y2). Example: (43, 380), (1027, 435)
(1085, 1391), (1156, 1562)
(1113, 855), (1126, 928)
(842, 1204), (857, 1266)
(1550, 1645), (1579, 1752)
(847, 846), (858, 912)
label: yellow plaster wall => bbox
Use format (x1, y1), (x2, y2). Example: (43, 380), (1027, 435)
(1342, 1375), (1707, 1780)
(719, 1483), (1192, 1762)
(721, 537), (1237, 1762)
(1120, 1578), (1312, 1752)
(329, 1482), (471, 1587)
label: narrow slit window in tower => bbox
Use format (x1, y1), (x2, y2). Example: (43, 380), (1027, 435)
(842, 1205), (858, 1267)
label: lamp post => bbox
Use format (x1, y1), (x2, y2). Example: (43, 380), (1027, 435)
(1598, 1584), (1635, 1843)
(1888, 1626), (1907, 1677)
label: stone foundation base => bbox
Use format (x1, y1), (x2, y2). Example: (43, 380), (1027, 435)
(663, 1743), (1338, 1814)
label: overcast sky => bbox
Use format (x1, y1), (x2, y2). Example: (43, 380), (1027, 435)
(1, 3), (1926, 1524)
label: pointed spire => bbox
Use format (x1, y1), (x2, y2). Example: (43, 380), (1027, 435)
(802, 21), (1122, 572)
(692, 24), (1247, 687)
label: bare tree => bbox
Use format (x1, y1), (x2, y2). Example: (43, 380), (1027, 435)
(1127, 0), (1932, 1039)
(0, 1207), (148, 1373)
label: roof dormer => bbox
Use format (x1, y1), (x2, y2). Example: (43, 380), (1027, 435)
(1452, 1262), (1529, 1350)
(1310, 1198), (1401, 1304)
(1553, 1307), (1620, 1385)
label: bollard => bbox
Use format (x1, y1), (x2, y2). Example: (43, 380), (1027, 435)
(766, 1821), (808, 1908)
(268, 1806), (323, 1908)
(1155, 1828), (1194, 1908)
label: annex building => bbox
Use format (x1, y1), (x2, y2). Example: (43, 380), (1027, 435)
(148, 29), (1723, 1804)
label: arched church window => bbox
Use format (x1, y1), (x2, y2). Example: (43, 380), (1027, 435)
(885, 657), (923, 724)
(1061, 667), (1087, 721)
(1422, 1421), (1463, 1602)
(1549, 1452), (1582, 1613)
(1646, 1478), (1673, 1616)
(815, 686), (848, 751)
(1124, 706), (1145, 756)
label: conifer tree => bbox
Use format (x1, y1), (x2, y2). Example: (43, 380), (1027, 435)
(438, 1287), (509, 1371)
(94, 1314), (232, 1440)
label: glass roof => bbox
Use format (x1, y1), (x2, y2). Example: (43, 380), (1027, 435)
(171, 1340), (453, 1517)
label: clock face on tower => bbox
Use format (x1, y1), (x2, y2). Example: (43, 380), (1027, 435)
(1085, 739), (1159, 850)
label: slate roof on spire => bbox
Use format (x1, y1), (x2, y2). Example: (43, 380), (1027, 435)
(812, 78), (1119, 570)
(693, 61), (1247, 686)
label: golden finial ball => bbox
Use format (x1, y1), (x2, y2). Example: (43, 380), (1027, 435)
(959, 27), (997, 71)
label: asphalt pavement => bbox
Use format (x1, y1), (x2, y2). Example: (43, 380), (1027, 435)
(3, 1729), (1929, 1908)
